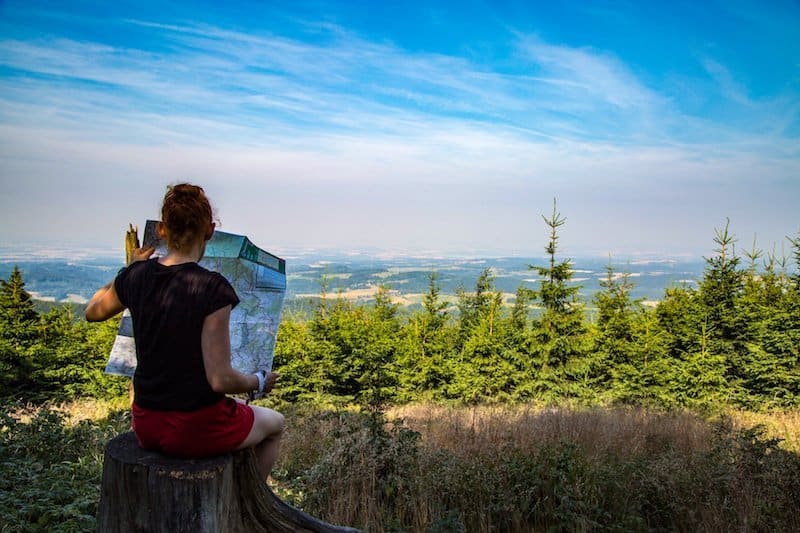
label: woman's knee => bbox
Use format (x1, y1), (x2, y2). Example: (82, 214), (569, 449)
(252, 406), (285, 438)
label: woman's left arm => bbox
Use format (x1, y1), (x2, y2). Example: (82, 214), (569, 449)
(201, 305), (260, 394)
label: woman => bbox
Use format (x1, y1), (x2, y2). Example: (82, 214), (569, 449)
(86, 183), (284, 479)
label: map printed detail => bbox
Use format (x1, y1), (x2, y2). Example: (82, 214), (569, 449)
(104, 221), (286, 377)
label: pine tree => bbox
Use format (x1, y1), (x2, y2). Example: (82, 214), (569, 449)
(0, 267), (39, 397)
(455, 267), (495, 351)
(450, 289), (517, 402)
(656, 285), (702, 361)
(423, 272), (449, 329)
(398, 273), (452, 400)
(357, 285), (400, 413)
(746, 231), (800, 407)
(592, 261), (637, 394)
(507, 285), (536, 388)
(530, 199), (585, 369)
(0, 266), (39, 343)
(677, 319), (730, 408)
(652, 285), (702, 406)
(789, 229), (800, 294)
(595, 262), (636, 361)
(697, 219), (743, 400)
(307, 290), (359, 404)
(273, 316), (339, 406)
(509, 285), (533, 336)
(626, 306), (674, 406)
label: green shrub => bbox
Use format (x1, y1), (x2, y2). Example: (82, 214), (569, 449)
(0, 404), (128, 532)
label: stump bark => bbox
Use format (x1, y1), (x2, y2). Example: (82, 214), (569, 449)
(97, 432), (360, 533)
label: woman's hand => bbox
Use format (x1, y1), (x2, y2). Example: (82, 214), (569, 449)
(129, 246), (155, 265)
(263, 371), (279, 393)
(246, 370), (279, 402)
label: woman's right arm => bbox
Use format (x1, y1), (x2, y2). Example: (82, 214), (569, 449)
(85, 282), (124, 322)
(85, 246), (154, 323)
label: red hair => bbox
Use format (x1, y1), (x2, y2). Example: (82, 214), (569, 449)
(160, 183), (215, 250)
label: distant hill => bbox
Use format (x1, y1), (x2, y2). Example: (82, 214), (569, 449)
(0, 260), (119, 304)
(2, 252), (709, 308)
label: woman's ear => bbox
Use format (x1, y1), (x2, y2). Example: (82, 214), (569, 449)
(156, 221), (167, 240)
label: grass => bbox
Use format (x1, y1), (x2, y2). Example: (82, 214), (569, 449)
(391, 404), (714, 459)
(279, 403), (800, 532)
(2, 400), (800, 532)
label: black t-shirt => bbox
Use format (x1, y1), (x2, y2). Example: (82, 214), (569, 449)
(115, 259), (240, 411)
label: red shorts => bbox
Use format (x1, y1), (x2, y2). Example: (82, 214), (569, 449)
(132, 398), (255, 458)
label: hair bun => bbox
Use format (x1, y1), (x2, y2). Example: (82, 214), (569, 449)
(160, 183), (215, 251)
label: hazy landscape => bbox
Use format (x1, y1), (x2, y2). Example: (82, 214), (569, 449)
(0, 243), (708, 307)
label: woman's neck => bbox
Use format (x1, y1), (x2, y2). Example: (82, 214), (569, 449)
(160, 241), (206, 266)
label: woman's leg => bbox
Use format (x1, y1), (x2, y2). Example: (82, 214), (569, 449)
(236, 404), (285, 479)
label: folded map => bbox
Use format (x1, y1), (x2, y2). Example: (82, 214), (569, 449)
(104, 220), (286, 377)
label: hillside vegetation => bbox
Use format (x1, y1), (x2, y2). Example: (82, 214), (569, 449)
(1, 207), (799, 531)
(272, 212), (800, 411)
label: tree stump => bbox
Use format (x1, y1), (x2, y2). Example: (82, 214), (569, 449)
(97, 432), (361, 533)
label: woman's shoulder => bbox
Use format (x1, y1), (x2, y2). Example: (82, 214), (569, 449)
(183, 263), (233, 289)
(184, 264), (239, 306)
(185, 262), (222, 279)
(119, 257), (156, 279)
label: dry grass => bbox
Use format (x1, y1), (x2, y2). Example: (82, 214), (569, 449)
(4, 397), (130, 426)
(280, 403), (800, 532)
(729, 409), (800, 452)
(391, 403), (715, 459)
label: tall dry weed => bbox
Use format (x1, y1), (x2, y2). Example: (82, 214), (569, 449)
(277, 404), (800, 532)
(391, 404), (712, 459)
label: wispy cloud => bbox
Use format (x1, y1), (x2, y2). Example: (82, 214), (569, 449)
(0, 4), (797, 254)
(3, 14), (794, 156)
(2, 16), (798, 193)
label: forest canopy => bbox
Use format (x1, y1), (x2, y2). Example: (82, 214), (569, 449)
(1, 211), (799, 411)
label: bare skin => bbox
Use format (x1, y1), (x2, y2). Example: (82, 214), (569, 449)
(203, 304), (285, 478)
(85, 226), (284, 479)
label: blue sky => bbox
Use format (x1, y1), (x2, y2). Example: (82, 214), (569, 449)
(0, 0), (798, 258)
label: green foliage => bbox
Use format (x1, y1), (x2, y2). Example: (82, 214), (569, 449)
(0, 266), (39, 339)
(3, 211), (799, 411)
(447, 270), (524, 403)
(0, 266), (39, 395)
(789, 228), (800, 294)
(0, 404), (129, 532)
(397, 273), (453, 401)
(2, 213), (799, 532)
(0, 268), (128, 403)
(593, 263), (637, 385)
(270, 211), (800, 411)
(357, 285), (401, 413)
(529, 200), (586, 377)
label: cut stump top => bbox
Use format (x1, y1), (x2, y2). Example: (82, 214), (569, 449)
(106, 431), (232, 474)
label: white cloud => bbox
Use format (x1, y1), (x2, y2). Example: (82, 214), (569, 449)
(515, 36), (662, 111)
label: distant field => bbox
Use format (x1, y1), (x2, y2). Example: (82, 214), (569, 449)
(2, 252), (709, 307)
